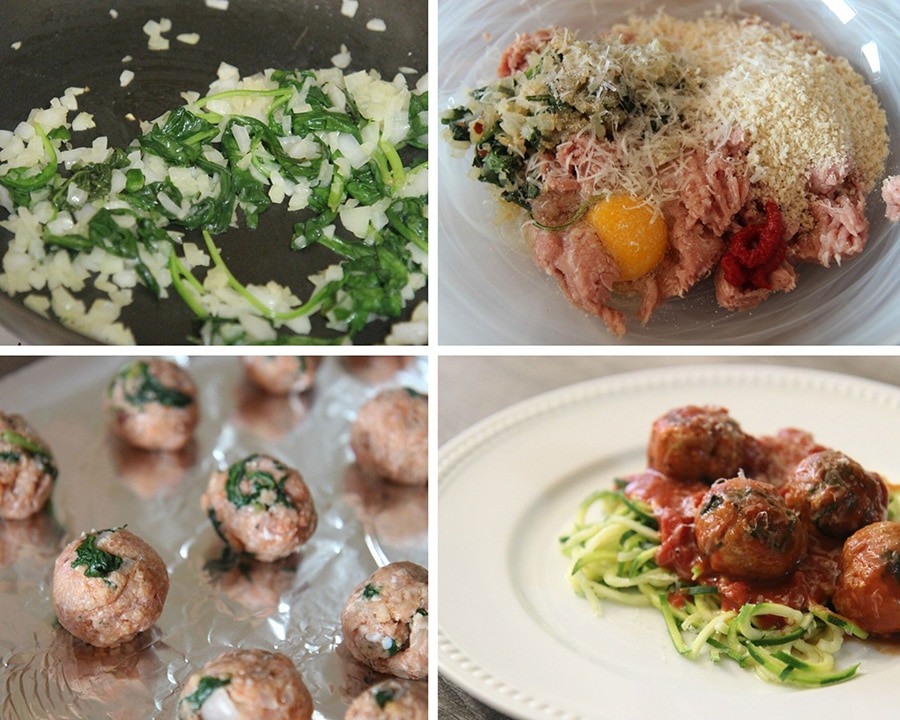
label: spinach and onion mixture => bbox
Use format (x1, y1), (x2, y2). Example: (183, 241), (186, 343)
(71, 529), (124, 582)
(0, 62), (428, 344)
(225, 454), (295, 510)
(110, 359), (194, 408)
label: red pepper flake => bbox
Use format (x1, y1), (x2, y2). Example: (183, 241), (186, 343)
(721, 201), (786, 291)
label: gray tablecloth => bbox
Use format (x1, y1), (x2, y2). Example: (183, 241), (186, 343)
(437, 355), (900, 719)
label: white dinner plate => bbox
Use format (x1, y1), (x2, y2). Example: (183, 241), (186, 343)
(439, 364), (900, 720)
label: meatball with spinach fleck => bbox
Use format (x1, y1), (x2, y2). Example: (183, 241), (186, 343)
(782, 449), (888, 539)
(52, 527), (169, 648)
(341, 561), (428, 680)
(105, 359), (199, 451)
(647, 405), (749, 485)
(0, 411), (57, 519)
(345, 678), (427, 720)
(350, 389), (428, 486)
(241, 356), (319, 395)
(694, 477), (807, 581)
(177, 649), (313, 720)
(201, 454), (317, 562)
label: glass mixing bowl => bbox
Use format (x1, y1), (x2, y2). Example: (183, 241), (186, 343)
(438, 0), (900, 345)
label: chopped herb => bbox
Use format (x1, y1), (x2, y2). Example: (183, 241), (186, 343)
(362, 583), (380, 599)
(0, 430), (58, 480)
(373, 687), (396, 708)
(225, 454), (295, 510)
(111, 361), (194, 408)
(385, 638), (400, 657)
(179, 675), (231, 713)
(71, 530), (123, 580)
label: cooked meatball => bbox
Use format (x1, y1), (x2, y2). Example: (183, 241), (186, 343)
(694, 477), (807, 581)
(345, 679), (427, 720)
(350, 389), (427, 486)
(782, 450), (888, 538)
(241, 356), (319, 395)
(52, 527), (169, 648)
(647, 405), (748, 484)
(105, 359), (199, 451)
(201, 454), (317, 562)
(340, 562), (428, 680)
(177, 649), (313, 720)
(833, 522), (900, 635)
(0, 411), (57, 519)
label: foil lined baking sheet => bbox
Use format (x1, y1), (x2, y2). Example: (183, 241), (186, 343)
(0, 355), (428, 719)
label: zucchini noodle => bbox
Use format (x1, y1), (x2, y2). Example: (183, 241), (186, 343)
(559, 489), (868, 687)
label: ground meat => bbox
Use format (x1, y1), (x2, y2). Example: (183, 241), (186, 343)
(527, 221), (626, 334)
(351, 390), (428, 486)
(497, 29), (553, 77)
(201, 454), (317, 562)
(52, 527), (169, 648)
(241, 356), (319, 395)
(177, 649), (313, 720)
(882, 175), (900, 222)
(0, 411), (57, 519)
(714, 260), (797, 311)
(833, 521), (900, 635)
(345, 679), (427, 720)
(104, 359), (199, 452)
(340, 562), (428, 680)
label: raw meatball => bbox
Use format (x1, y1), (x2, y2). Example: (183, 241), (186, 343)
(105, 359), (199, 451)
(647, 405), (749, 484)
(242, 356), (319, 395)
(350, 389), (427, 486)
(201, 454), (317, 562)
(341, 562), (428, 680)
(177, 649), (313, 720)
(0, 411), (57, 519)
(833, 521), (900, 635)
(345, 679), (427, 720)
(694, 477), (807, 581)
(52, 527), (169, 648)
(782, 450), (888, 538)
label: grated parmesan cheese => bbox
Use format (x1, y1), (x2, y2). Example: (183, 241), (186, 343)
(614, 13), (889, 231)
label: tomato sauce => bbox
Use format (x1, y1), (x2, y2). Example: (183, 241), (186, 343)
(623, 469), (842, 611)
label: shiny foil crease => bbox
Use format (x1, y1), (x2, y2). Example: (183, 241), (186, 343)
(0, 356), (428, 719)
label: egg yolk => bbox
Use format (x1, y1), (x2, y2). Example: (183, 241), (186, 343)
(586, 194), (668, 282)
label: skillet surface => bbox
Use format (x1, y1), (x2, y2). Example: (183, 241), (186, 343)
(0, 0), (428, 344)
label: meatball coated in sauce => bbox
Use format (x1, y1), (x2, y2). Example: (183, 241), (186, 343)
(350, 389), (428, 486)
(341, 561), (428, 680)
(833, 522), (900, 635)
(105, 359), (199, 452)
(201, 454), (317, 562)
(782, 450), (888, 538)
(345, 679), (427, 720)
(241, 356), (319, 395)
(694, 477), (807, 581)
(0, 411), (57, 519)
(52, 527), (169, 648)
(647, 405), (749, 484)
(177, 649), (313, 720)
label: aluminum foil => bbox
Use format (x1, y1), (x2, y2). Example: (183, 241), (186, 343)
(0, 355), (428, 719)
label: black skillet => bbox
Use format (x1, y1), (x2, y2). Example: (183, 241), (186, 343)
(0, 0), (428, 344)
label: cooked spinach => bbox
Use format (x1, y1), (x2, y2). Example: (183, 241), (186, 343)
(225, 454), (295, 510)
(179, 675), (231, 713)
(71, 530), (123, 580)
(112, 360), (194, 408)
